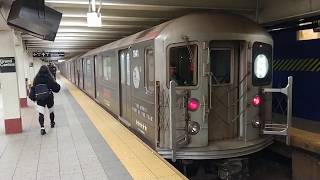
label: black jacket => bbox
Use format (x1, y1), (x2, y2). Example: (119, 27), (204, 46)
(48, 64), (57, 77)
(29, 73), (60, 102)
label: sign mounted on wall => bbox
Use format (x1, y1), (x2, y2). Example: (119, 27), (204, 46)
(0, 57), (16, 73)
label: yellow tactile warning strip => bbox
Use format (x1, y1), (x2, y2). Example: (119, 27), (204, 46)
(289, 127), (320, 155)
(61, 77), (187, 180)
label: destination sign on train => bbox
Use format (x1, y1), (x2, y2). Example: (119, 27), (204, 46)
(33, 52), (64, 57)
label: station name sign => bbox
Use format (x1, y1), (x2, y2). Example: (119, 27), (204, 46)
(0, 57), (16, 73)
(33, 51), (64, 58)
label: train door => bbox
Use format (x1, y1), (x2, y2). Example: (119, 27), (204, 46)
(119, 49), (132, 125)
(84, 57), (95, 97)
(75, 60), (79, 86)
(70, 62), (73, 82)
(93, 55), (97, 99)
(82, 58), (85, 89)
(83, 59), (87, 91)
(78, 58), (84, 89)
(208, 41), (239, 141)
(73, 61), (76, 84)
(77, 59), (81, 87)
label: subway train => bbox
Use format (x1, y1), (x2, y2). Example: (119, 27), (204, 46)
(59, 12), (275, 161)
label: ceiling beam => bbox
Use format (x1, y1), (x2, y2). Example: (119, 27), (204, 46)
(25, 39), (111, 43)
(22, 33), (126, 38)
(46, 0), (256, 12)
(27, 47), (91, 52)
(54, 7), (197, 19)
(57, 28), (134, 34)
(60, 10), (170, 22)
(59, 21), (152, 28)
(23, 36), (117, 41)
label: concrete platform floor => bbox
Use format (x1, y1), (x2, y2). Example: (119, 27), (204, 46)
(0, 77), (185, 180)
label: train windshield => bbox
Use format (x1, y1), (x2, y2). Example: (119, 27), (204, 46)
(169, 45), (198, 86)
(210, 49), (231, 84)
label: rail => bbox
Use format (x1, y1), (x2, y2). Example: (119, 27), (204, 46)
(263, 76), (293, 145)
(169, 80), (177, 162)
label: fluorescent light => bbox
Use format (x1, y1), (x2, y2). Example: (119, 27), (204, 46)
(87, 0), (102, 27)
(58, 60), (65, 63)
(87, 12), (102, 27)
(299, 22), (312, 26)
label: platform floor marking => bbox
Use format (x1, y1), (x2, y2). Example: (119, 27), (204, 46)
(61, 77), (187, 180)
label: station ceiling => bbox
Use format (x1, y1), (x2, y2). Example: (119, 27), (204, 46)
(0, 0), (320, 60)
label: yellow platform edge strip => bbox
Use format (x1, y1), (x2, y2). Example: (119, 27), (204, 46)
(289, 127), (320, 155)
(60, 76), (187, 180)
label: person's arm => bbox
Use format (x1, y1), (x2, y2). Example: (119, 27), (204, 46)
(51, 81), (61, 93)
(48, 77), (60, 93)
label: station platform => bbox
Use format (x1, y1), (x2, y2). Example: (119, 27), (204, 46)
(0, 76), (186, 180)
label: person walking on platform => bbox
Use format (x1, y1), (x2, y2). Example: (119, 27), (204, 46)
(48, 62), (57, 79)
(29, 65), (61, 135)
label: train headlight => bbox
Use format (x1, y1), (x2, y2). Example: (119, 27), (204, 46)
(188, 121), (200, 135)
(254, 54), (269, 79)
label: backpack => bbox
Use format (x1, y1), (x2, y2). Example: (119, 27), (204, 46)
(34, 84), (51, 101)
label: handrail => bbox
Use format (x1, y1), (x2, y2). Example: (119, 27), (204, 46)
(169, 80), (177, 162)
(155, 81), (160, 147)
(263, 76), (293, 145)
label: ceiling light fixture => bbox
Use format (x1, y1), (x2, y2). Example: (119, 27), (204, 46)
(87, 0), (102, 27)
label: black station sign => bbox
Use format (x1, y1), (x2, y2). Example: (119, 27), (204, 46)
(33, 51), (64, 58)
(0, 57), (16, 73)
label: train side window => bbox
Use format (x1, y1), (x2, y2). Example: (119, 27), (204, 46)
(102, 56), (112, 81)
(145, 48), (155, 92)
(120, 53), (126, 84)
(169, 45), (198, 86)
(210, 49), (231, 84)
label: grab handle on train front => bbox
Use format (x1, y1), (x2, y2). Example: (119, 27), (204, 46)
(207, 72), (213, 109)
(169, 80), (177, 161)
(262, 76), (293, 145)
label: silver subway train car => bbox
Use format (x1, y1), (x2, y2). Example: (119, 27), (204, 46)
(59, 13), (275, 161)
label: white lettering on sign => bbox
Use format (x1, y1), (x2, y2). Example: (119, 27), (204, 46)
(133, 103), (154, 122)
(0, 60), (14, 66)
(33, 51), (65, 57)
(135, 119), (147, 135)
(0, 57), (16, 73)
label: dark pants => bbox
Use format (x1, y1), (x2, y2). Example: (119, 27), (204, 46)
(39, 112), (55, 127)
(37, 96), (55, 127)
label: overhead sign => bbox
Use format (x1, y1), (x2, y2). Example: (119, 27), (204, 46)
(41, 58), (59, 62)
(33, 51), (64, 58)
(0, 57), (16, 73)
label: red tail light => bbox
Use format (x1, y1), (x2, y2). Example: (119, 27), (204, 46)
(251, 95), (262, 107)
(188, 98), (200, 111)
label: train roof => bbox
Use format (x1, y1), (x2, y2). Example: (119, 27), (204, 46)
(78, 12), (271, 58)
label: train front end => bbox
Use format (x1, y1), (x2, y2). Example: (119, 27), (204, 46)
(154, 13), (276, 160)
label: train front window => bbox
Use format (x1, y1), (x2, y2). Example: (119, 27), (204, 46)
(169, 45), (198, 86)
(145, 48), (155, 92)
(210, 49), (231, 84)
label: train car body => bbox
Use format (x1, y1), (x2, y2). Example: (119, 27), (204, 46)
(59, 13), (274, 160)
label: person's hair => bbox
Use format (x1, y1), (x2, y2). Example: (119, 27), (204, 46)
(33, 65), (55, 85)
